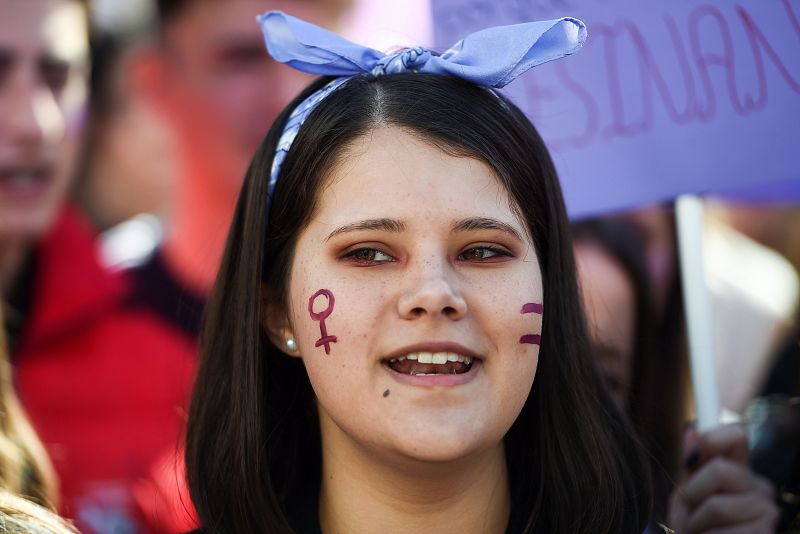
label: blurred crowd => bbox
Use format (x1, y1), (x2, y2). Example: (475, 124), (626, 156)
(0, 0), (798, 533)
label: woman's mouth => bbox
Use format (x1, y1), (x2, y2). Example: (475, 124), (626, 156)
(0, 167), (54, 201)
(384, 352), (473, 376)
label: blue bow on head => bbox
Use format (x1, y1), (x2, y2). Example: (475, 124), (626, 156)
(258, 11), (586, 87)
(257, 10), (587, 214)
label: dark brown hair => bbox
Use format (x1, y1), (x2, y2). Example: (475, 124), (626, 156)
(186, 73), (653, 533)
(572, 218), (683, 523)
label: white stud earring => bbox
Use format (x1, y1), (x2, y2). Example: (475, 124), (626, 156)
(285, 337), (297, 352)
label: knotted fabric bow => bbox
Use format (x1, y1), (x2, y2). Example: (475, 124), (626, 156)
(257, 10), (587, 211)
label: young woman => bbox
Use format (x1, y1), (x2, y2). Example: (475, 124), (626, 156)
(185, 12), (652, 533)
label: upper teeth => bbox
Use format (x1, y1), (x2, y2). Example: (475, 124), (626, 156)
(388, 352), (472, 365)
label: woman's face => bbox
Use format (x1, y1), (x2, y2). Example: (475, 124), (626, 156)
(284, 125), (543, 463)
(574, 242), (635, 412)
(0, 0), (88, 244)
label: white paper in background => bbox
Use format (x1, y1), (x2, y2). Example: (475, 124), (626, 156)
(705, 218), (800, 413)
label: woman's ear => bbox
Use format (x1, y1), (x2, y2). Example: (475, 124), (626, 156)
(261, 284), (301, 358)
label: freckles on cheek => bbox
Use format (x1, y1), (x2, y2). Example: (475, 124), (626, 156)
(519, 302), (543, 346)
(308, 289), (338, 355)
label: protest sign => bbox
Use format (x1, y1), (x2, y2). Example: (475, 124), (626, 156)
(433, 0), (800, 217)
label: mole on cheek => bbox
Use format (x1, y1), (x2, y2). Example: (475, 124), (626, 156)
(383, 389), (390, 398)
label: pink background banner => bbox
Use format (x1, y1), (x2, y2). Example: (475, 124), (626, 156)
(433, 0), (800, 217)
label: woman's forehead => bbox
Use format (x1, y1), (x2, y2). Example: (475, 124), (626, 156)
(0, 1), (88, 63)
(311, 126), (528, 237)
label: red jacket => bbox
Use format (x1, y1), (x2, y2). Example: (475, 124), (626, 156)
(15, 207), (197, 533)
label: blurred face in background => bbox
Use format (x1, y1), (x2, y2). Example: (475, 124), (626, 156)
(575, 242), (636, 412)
(154, 0), (347, 198)
(0, 0), (88, 243)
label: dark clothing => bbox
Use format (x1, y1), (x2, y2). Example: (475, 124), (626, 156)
(126, 249), (205, 341)
(4, 250), (36, 354)
(12, 207), (197, 534)
(755, 328), (800, 530)
(759, 328), (800, 397)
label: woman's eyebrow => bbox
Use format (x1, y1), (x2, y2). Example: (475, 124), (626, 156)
(451, 217), (522, 241)
(325, 218), (407, 242)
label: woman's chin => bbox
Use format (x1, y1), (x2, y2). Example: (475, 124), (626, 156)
(384, 425), (501, 465)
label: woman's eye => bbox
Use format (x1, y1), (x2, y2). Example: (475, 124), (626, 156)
(39, 58), (70, 93)
(458, 246), (510, 261)
(345, 248), (394, 264)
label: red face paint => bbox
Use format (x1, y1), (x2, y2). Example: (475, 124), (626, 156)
(520, 302), (543, 346)
(521, 302), (544, 314)
(308, 289), (338, 355)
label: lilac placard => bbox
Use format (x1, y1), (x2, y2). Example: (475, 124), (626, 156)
(433, 0), (800, 218)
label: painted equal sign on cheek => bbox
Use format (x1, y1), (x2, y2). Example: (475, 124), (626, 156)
(519, 302), (543, 346)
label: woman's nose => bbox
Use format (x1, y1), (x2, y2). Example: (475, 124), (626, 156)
(396, 261), (467, 321)
(5, 67), (64, 148)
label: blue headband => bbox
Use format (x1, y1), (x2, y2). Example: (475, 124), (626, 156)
(257, 10), (587, 212)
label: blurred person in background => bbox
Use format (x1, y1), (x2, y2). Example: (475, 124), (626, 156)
(74, 28), (176, 232)
(129, 0), (352, 342)
(0, 0), (87, 332)
(624, 201), (800, 529)
(1, 1), (196, 532)
(573, 218), (779, 533)
(708, 199), (800, 529)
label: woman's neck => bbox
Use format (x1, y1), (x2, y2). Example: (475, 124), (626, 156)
(318, 414), (511, 534)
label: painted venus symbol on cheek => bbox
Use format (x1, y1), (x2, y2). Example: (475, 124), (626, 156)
(520, 302), (543, 345)
(308, 289), (338, 355)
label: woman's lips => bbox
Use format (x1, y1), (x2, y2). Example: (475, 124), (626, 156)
(0, 167), (54, 202)
(380, 343), (483, 387)
(386, 352), (473, 375)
